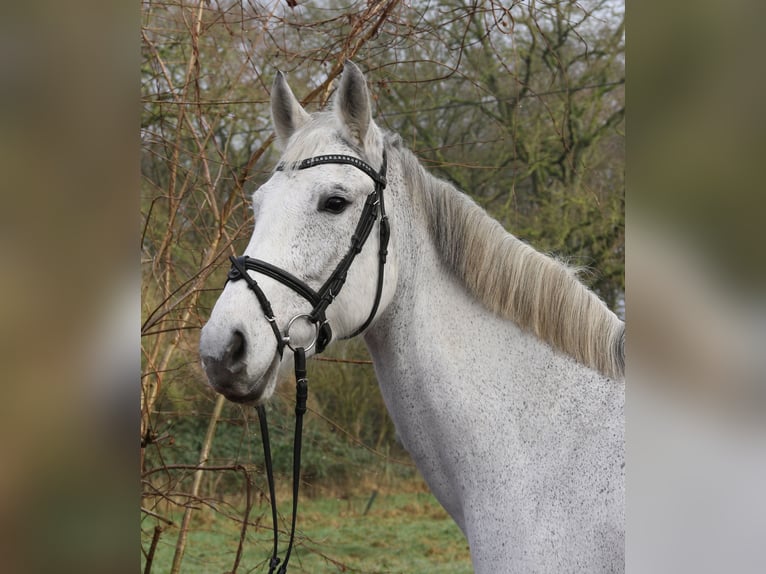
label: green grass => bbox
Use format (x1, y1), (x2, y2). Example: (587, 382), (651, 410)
(142, 491), (472, 573)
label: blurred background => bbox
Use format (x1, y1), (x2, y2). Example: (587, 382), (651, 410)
(0, 0), (763, 572)
(628, 0), (766, 571)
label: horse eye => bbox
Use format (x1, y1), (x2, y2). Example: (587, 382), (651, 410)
(321, 196), (349, 214)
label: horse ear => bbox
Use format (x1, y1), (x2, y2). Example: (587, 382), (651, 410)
(334, 61), (372, 146)
(271, 71), (310, 144)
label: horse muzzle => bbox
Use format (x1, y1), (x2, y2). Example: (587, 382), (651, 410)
(199, 327), (280, 404)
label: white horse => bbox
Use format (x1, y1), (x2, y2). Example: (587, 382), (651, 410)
(199, 62), (625, 573)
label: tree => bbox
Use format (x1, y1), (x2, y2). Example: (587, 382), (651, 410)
(375, 0), (624, 306)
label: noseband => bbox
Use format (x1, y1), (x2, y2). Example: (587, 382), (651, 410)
(224, 151), (389, 573)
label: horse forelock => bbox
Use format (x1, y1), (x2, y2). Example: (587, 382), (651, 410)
(277, 112), (384, 168)
(396, 146), (625, 379)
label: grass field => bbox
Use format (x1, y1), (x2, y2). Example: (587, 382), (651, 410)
(142, 491), (473, 573)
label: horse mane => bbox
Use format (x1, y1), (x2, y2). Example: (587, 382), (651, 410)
(395, 142), (625, 379)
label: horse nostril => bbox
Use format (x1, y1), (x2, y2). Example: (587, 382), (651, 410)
(229, 330), (246, 365)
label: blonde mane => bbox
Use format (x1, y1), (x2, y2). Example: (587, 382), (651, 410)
(396, 144), (625, 379)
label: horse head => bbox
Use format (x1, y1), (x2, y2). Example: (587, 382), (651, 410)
(199, 62), (397, 404)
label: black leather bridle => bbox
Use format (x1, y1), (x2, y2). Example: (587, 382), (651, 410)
(227, 151), (389, 356)
(224, 150), (389, 573)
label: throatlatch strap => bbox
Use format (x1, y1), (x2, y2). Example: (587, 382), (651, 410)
(347, 183), (390, 338)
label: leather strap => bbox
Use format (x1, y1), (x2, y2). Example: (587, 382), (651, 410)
(277, 347), (307, 573)
(255, 404), (281, 573)
(255, 348), (308, 574)
(277, 153), (386, 189)
(228, 256), (287, 357)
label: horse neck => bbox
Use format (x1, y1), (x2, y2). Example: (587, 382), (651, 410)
(363, 169), (512, 392)
(362, 167), (623, 526)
